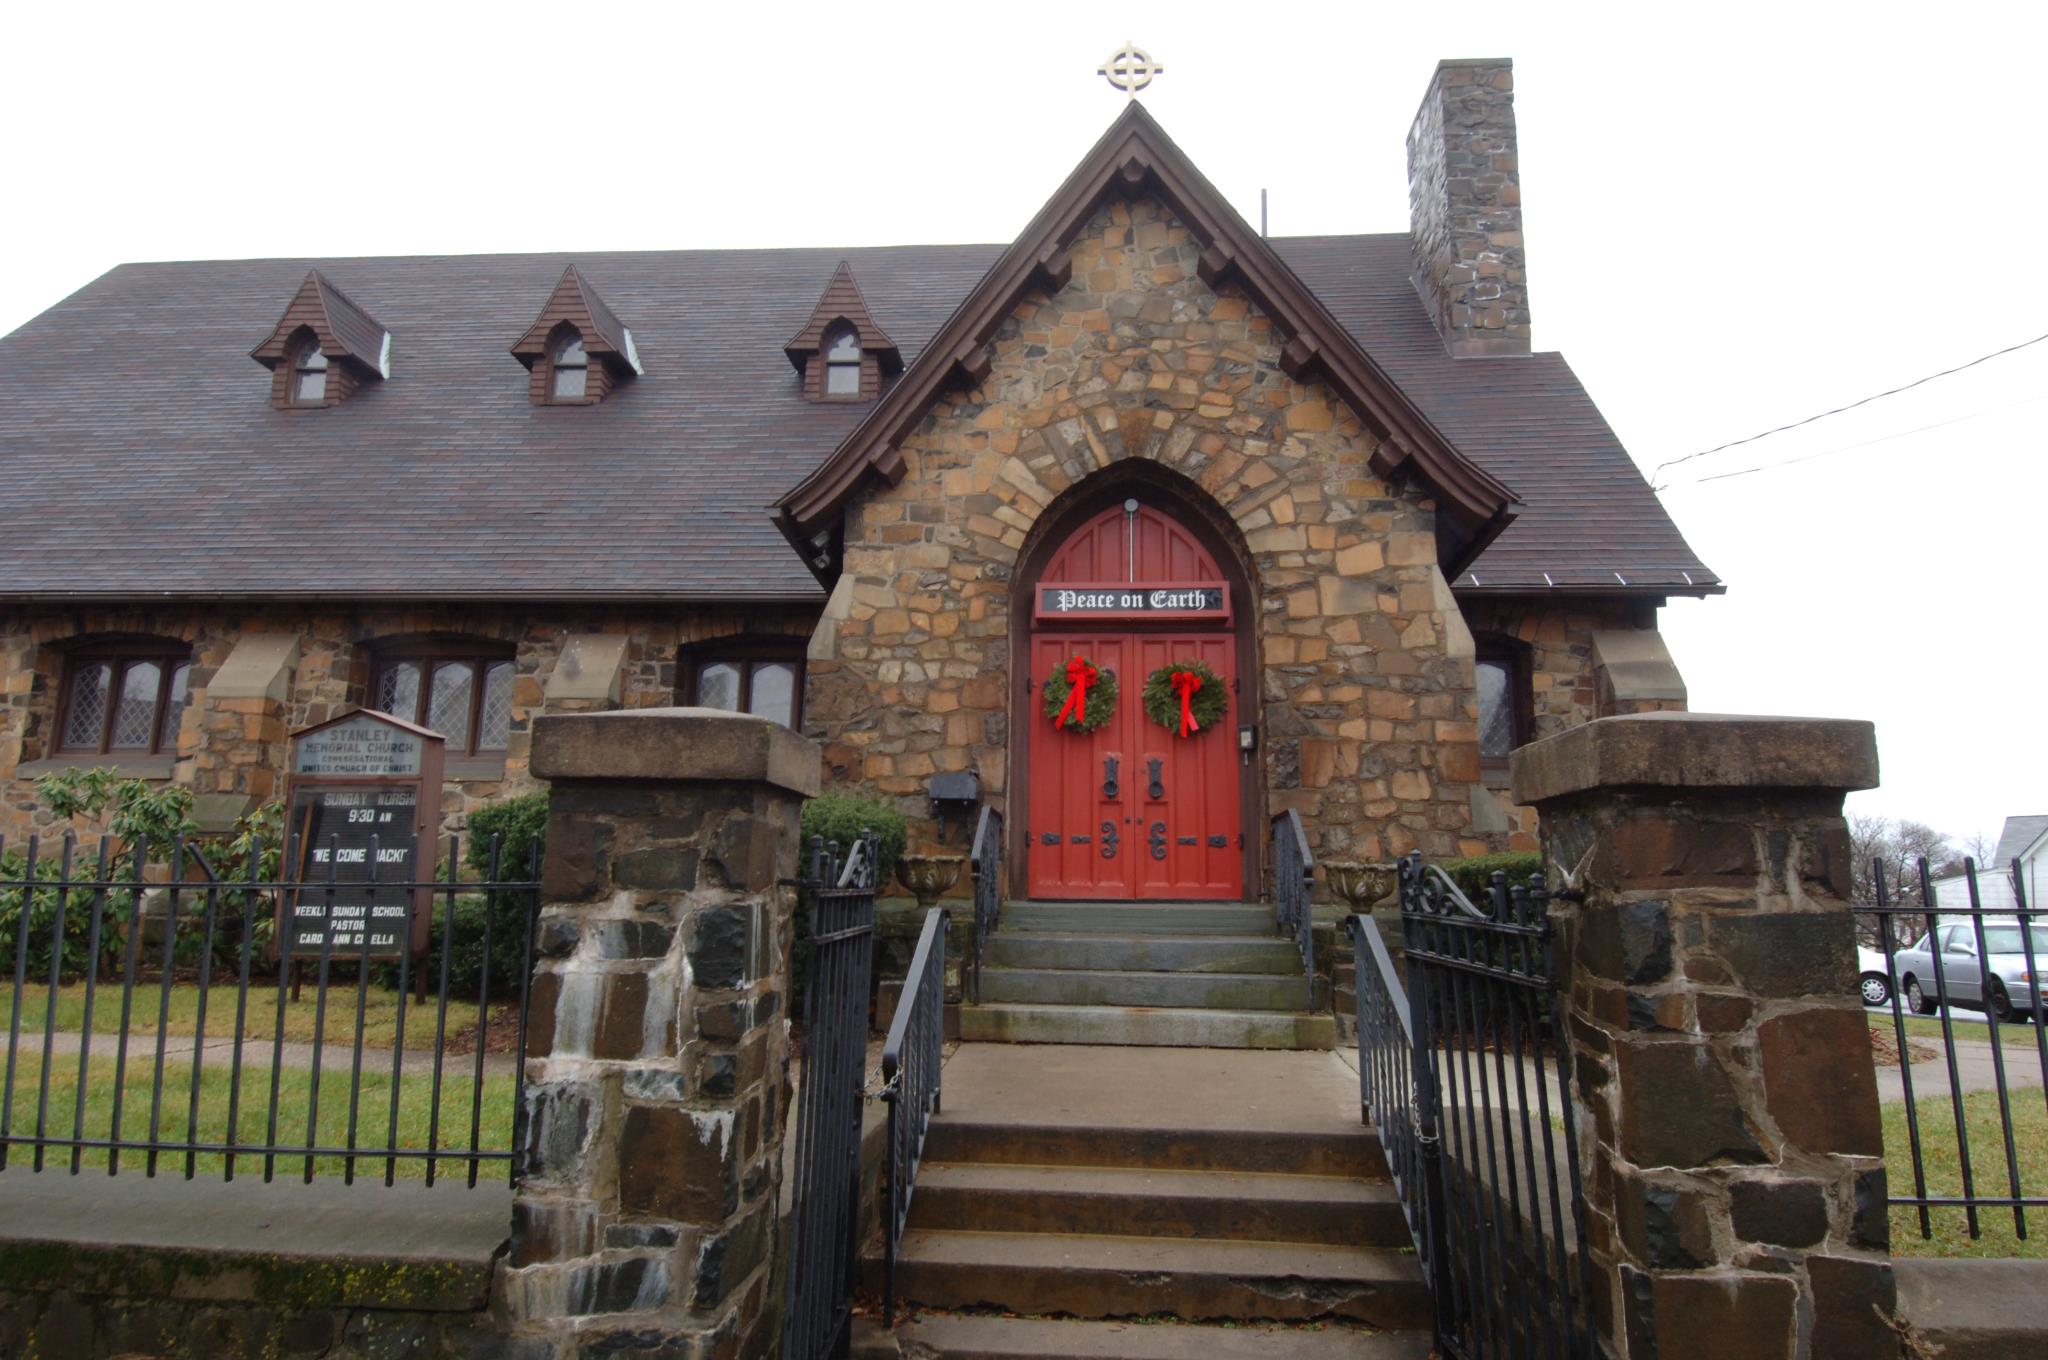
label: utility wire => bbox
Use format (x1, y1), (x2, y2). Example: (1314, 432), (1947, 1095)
(1651, 329), (2048, 482)
(1661, 391), (2048, 489)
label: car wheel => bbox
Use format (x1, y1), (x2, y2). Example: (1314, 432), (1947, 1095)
(1906, 976), (1937, 1016)
(1860, 972), (1891, 1008)
(1991, 982), (2017, 1024)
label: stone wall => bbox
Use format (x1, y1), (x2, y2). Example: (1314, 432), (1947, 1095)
(1406, 58), (1531, 357)
(0, 602), (816, 847)
(807, 195), (1488, 870)
(503, 709), (816, 1357)
(1514, 714), (1898, 1360)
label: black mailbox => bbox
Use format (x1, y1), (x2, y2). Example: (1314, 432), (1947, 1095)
(928, 770), (981, 844)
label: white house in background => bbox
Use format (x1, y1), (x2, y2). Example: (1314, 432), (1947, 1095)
(1931, 814), (2048, 912)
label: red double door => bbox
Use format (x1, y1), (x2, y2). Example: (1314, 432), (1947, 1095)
(1026, 629), (1242, 900)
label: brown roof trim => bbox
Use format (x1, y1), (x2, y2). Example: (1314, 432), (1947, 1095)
(1452, 582), (1727, 600)
(0, 589), (823, 605)
(511, 266), (642, 374)
(249, 270), (390, 376)
(784, 261), (901, 374)
(772, 102), (1521, 569)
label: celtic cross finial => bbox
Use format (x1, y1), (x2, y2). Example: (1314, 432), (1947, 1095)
(1098, 41), (1163, 100)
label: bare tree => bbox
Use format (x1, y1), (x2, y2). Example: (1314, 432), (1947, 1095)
(1848, 814), (1956, 907)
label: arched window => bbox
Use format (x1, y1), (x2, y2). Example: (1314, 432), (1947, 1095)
(550, 328), (588, 401)
(1474, 636), (1533, 772)
(57, 640), (193, 756)
(370, 641), (516, 756)
(292, 335), (328, 405)
(823, 326), (861, 397)
(682, 639), (805, 728)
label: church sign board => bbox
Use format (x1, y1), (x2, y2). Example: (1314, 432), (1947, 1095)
(280, 710), (443, 961)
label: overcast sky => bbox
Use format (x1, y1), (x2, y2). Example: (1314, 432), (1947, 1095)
(4, 1), (2042, 853)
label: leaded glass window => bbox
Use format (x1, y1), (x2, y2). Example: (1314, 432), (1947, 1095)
(57, 647), (190, 756)
(370, 648), (516, 756)
(683, 645), (804, 729)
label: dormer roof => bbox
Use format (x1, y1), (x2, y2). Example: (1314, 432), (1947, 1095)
(511, 266), (643, 375)
(783, 261), (901, 375)
(249, 270), (391, 378)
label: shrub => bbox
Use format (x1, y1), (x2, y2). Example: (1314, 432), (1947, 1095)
(1435, 852), (1545, 900)
(0, 846), (93, 980)
(799, 792), (907, 889)
(464, 792), (548, 883)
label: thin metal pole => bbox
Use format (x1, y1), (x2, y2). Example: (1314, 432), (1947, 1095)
(69, 839), (114, 1174)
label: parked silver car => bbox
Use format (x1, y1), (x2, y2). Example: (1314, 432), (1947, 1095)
(1889, 918), (2048, 1022)
(1857, 946), (1892, 1008)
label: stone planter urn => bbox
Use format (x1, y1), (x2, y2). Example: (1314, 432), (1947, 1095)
(896, 853), (964, 909)
(1322, 861), (1397, 912)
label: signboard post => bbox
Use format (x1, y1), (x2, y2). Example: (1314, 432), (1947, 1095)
(281, 710), (444, 969)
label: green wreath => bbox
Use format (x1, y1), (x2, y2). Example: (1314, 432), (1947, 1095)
(1143, 660), (1228, 737)
(1041, 654), (1118, 733)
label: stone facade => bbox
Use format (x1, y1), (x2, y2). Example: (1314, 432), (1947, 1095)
(504, 709), (817, 1357)
(1514, 714), (1898, 1360)
(0, 602), (816, 846)
(1407, 57), (1531, 357)
(807, 195), (1494, 872)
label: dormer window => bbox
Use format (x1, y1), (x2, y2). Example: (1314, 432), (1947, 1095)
(824, 328), (861, 397)
(249, 271), (390, 409)
(550, 329), (589, 402)
(784, 261), (900, 403)
(511, 266), (642, 407)
(292, 336), (328, 405)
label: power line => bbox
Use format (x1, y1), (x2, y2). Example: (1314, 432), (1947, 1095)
(1651, 329), (2048, 481)
(1660, 391), (2048, 489)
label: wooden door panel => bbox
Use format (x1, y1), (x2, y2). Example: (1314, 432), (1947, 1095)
(1131, 633), (1239, 900)
(1027, 634), (1134, 899)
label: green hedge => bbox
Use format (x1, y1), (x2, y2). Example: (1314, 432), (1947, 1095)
(1435, 852), (1545, 898)
(799, 793), (907, 889)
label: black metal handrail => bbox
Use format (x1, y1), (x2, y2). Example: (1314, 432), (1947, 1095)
(1272, 810), (1314, 1001)
(0, 831), (537, 1187)
(1867, 854), (2048, 1242)
(878, 904), (947, 1327)
(967, 806), (1001, 1005)
(1346, 911), (1444, 1320)
(783, 833), (878, 1360)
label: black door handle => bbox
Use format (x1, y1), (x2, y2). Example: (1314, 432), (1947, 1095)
(1103, 756), (1120, 800)
(1147, 758), (1164, 801)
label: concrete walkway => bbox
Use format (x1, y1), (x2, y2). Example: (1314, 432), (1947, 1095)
(1877, 1036), (2048, 1105)
(3, 1028), (519, 1077)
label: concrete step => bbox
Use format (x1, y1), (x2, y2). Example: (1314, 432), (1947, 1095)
(855, 1315), (1431, 1359)
(922, 1118), (1387, 1179)
(909, 1160), (1407, 1245)
(1002, 902), (1277, 935)
(874, 1228), (1430, 1328)
(986, 932), (1302, 975)
(960, 1002), (1335, 1050)
(979, 967), (1310, 1011)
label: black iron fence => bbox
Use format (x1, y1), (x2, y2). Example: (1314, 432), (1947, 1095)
(967, 806), (1001, 1005)
(782, 833), (878, 1360)
(1348, 853), (1594, 1360)
(877, 905), (946, 1327)
(1272, 810), (1314, 999)
(1865, 855), (2048, 1247)
(0, 831), (537, 1187)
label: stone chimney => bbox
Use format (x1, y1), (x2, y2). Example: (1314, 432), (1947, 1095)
(1407, 58), (1530, 357)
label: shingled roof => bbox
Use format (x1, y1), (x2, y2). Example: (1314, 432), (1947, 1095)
(0, 234), (1716, 602)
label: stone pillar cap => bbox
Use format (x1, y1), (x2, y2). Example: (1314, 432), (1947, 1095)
(1510, 712), (1878, 806)
(531, 707), (821, 797)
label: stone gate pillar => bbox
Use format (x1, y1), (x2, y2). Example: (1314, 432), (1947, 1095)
(1511, 714), (1897, 1360)
(500, 708), (818, 1357)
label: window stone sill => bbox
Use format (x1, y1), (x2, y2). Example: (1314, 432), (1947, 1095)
(15, 754), (179, 781)
(445, 757), (509, 783)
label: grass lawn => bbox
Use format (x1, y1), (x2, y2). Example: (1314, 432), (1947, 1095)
(0, 1054), (514, 1181)
(0, 979), (511, 1051)
(1873, 1013), (2048, 1052)
(1884, 1089), (2048, 1259)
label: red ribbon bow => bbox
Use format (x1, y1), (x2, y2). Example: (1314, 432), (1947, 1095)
(1054, 655), (1097, 729)
(1170, 669), (1203, 737)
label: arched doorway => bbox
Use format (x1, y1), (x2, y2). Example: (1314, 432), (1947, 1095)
(1016, 487), (1254, 900)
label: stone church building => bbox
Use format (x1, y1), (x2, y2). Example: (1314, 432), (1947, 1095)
(0, 59), (1712, 899)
